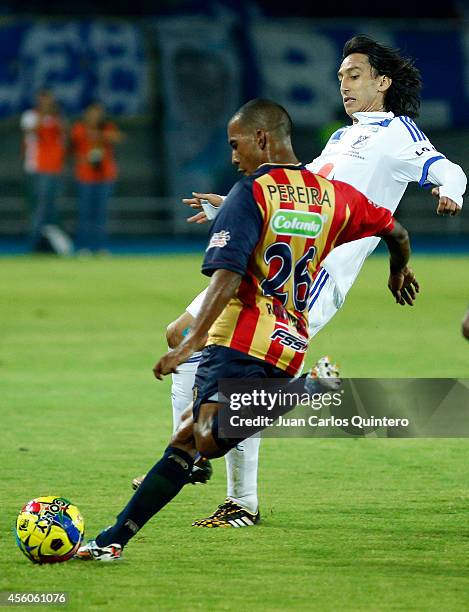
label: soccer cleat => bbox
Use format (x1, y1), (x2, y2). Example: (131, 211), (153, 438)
(307, 355), (341, 391)
(131, 459), (213, 490)
(75, 540), (122, 562)
(192, 499), (260, 528)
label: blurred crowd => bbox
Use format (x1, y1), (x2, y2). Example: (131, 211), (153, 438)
(21, 90), (124, 255)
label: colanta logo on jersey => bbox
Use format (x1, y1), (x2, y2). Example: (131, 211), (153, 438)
(270, 210), (325, 238)
(351, 135), (370, 149)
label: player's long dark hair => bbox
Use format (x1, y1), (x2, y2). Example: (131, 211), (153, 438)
(343, 35), (422, 118)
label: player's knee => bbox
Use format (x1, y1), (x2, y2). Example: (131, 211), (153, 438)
(194, 428), (223, 459)
(195, 436), (218, 459)
(170, 412), (195, 450)
(194, 410), (237, 459)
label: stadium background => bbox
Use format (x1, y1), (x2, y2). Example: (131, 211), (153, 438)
(1, 2), (468, 611)
(0, 0), (467, 250)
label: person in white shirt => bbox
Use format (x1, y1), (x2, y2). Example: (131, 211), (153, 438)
(135, 35), (466, 527)
(304, 35), (464, 334)
(20, 90), (69, 253)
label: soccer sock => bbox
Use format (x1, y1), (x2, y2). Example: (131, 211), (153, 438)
(97, 446), (194, 548)
(225, 435), (261, 514)
(170, 353), (200, 432)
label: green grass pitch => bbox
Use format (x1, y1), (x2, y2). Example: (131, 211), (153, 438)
(1, 254), (468, 611)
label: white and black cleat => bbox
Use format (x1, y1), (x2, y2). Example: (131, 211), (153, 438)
(75, 539), (122, 562)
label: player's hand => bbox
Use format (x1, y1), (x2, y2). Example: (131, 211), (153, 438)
(153, 351), (180, 380)
(182, 192), (224, 224)
(432, 187), (461, 216)
(153, 344), (195, 380)
(186, 211), (209, 224)
(388, 266), (419, 306)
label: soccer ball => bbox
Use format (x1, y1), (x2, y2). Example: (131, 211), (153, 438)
(15, 496), (85, 564)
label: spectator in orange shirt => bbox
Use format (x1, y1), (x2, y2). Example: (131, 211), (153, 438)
(71, 101), (123, 254)
(20, 90), (67, 252)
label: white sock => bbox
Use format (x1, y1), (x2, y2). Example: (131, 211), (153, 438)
(225, 435), (261, 514)
(170, 351), (201, 432)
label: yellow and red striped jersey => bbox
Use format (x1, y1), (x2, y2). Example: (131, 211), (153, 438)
(202, 163), (394, 376)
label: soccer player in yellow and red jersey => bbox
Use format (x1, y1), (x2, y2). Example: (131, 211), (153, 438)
(77, 99), (417, 560)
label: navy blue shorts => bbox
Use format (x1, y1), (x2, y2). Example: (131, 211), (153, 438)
(192, 345), (290, 421)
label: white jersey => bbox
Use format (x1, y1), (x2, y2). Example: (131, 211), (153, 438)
(306, 111), (466, 298)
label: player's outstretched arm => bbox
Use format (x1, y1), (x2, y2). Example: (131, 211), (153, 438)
(380, 221), (419, 306)
(153, 269), (241, 378)
(390, 120), (466, 216)
(182, 192), (224, 224)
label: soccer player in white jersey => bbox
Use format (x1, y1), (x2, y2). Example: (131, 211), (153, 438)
(135, 35), (466, 527)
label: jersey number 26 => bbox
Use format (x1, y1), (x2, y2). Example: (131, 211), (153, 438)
(261, 243), (316, 312)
